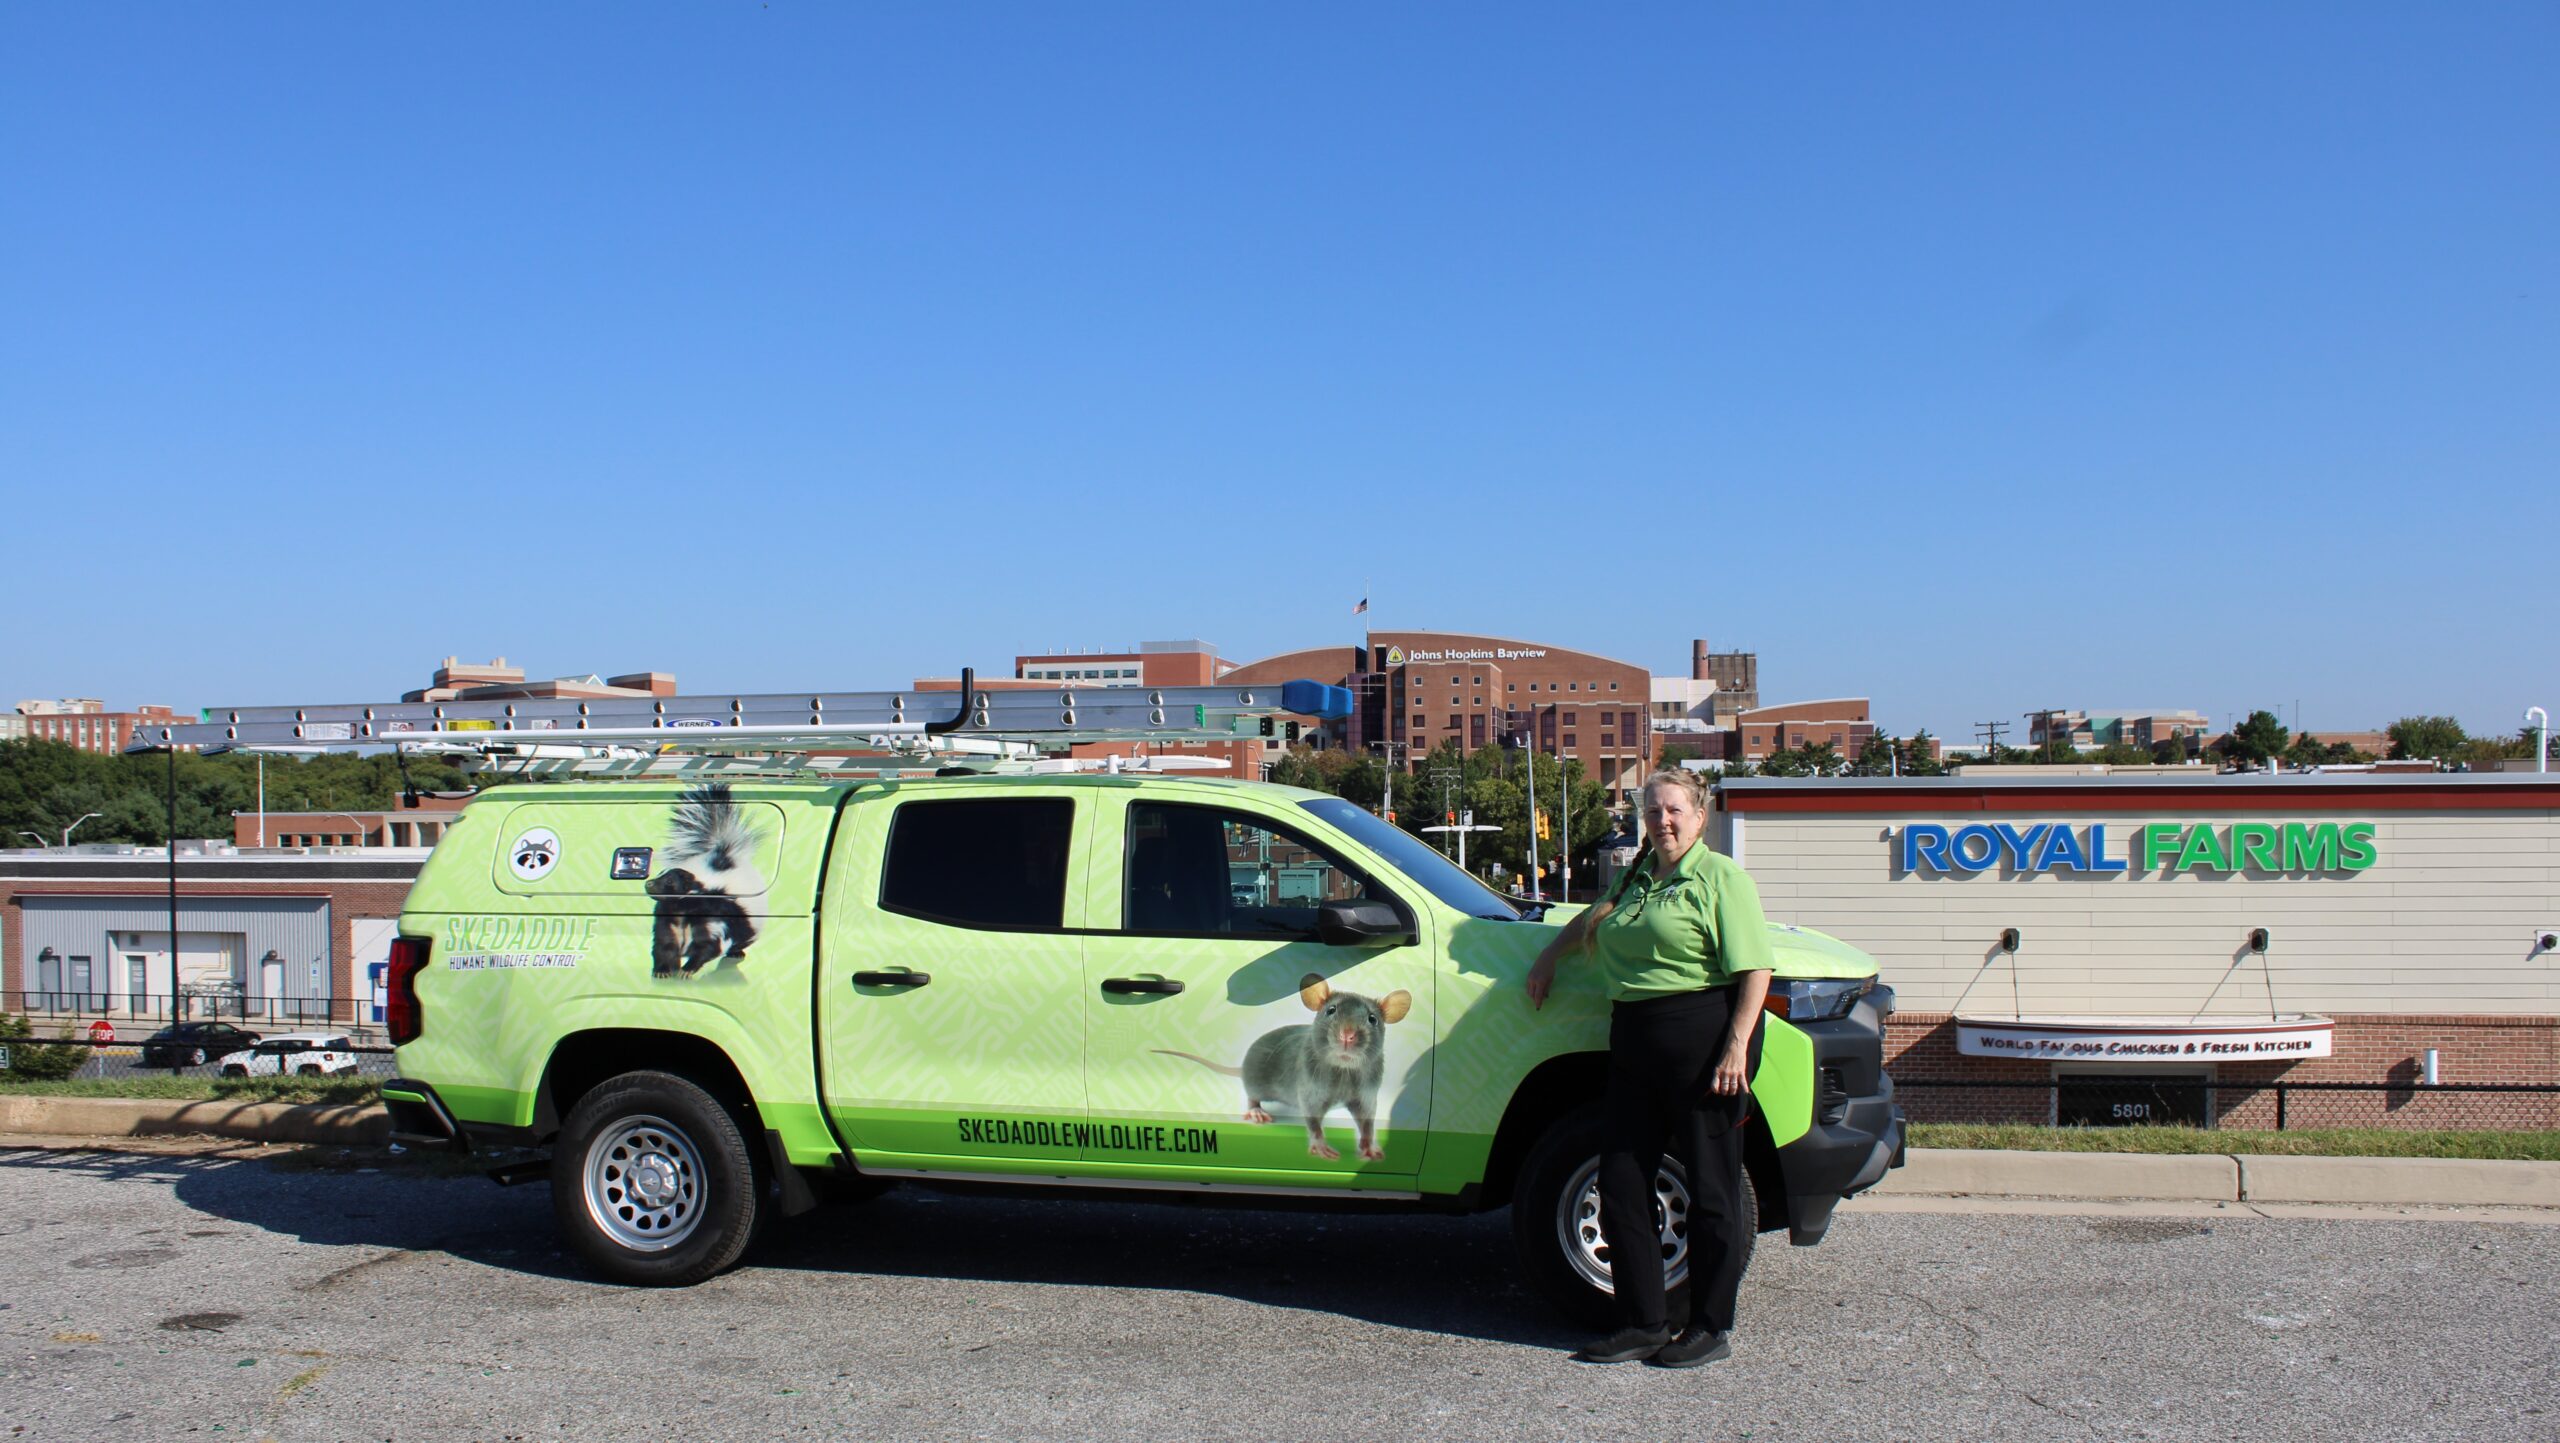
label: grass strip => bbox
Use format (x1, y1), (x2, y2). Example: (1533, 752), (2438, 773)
(1909, 1122), (2560, 1162)
(0, 1076), (381, 1106)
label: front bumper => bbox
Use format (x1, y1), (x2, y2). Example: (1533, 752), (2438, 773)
(1773, 987), (1905, 1245)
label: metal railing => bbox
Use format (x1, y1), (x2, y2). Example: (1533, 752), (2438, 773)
(1894, 1076), (2560, 1132)
(5, 989), (370, 1029)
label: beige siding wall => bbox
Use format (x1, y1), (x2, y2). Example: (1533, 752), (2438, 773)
(1729, 809), (2560, 1018)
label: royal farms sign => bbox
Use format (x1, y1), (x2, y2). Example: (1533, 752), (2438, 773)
(1896, 821), (2378, 876)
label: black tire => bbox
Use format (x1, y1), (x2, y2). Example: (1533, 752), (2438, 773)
(296, 1064), (322, 1076)
(550, 1071), (762, 1286)
(1510, 1104), (1757, 1330)
(221, 1065), (247, 1078)
(188, 1048), (207, 1067)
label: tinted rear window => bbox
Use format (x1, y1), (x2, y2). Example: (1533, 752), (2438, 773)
(879, 798), (1074, 931)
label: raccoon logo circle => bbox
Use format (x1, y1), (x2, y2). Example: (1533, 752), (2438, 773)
(510, 828), (561, 882)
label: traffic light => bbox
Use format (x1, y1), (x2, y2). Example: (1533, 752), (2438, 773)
(1445, 810), (1457, 824)
(1385, 809), (1396, 823)
(1536, 810), (1552, 840)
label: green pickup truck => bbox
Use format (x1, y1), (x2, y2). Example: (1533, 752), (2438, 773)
(380, 774), (1903, 1322)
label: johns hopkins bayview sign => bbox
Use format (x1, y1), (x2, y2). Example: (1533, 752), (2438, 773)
(1897, 821), (2378, 875)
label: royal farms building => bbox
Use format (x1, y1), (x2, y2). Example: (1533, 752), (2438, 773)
(1713, 772), (2560, 1126)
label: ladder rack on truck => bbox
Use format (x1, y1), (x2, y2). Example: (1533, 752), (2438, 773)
(123, 668), (1355, 778)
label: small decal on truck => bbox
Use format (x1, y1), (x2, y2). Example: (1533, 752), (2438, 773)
(509, 828), (561, 882)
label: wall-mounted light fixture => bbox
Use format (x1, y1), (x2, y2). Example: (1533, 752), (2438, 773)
(2538, 932), (2558, 955)
(2247, 928), (2270, 954)
(1999, 927), (2021, 953)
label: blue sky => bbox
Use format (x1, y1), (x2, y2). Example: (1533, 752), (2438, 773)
(4, 4), (2552, 743)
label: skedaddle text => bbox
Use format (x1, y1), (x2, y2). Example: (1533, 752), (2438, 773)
(957, 1117), (1221, 1154)
(443, 915), (600, 954)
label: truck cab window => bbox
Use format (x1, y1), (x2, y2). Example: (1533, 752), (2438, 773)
(880, 798), (1074, 930)
(1123, 803), (1367, 938)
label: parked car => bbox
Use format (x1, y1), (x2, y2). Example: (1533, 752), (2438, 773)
(137, 1022), (263, 1069)
(217, 1032), (360, 1078)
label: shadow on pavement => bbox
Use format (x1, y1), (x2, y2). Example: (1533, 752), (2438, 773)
(0, 1144), (1572, 1346)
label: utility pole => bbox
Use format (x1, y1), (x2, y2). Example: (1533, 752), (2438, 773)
(1974, 720), (2009, 760)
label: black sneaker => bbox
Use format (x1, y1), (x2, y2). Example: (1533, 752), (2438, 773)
(1646, 1327), (1731, 1369)
(1571, 1325), (1669, 1364)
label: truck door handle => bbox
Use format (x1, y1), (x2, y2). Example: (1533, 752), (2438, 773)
(1101, 977), (1184, 995)
(852, 970), (931, 988)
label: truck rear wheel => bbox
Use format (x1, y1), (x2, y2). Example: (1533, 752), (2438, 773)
(1510, 1104), (1756, 1329)
(552, 1071), (762, 1286)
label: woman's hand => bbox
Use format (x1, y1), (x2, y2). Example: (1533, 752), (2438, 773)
(1710, 1037), (1751, 1096)
(1524, 955), (1556, 1009)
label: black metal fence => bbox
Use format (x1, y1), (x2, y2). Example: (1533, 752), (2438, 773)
(1895, 1076), (2560, 1132)
(4, 989), (372, 1029)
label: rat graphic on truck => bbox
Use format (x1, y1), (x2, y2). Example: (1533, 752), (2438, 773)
(378, 776), (1903, 1324)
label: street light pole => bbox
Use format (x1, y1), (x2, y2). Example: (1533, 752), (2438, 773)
(1525, 735), (1543, 903)
(62, 812), (101, 847)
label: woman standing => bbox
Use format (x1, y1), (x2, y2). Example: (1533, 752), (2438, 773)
(1525, 768), (1773, 1367)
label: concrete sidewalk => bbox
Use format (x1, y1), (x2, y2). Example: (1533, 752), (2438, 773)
(0, 1097), (2551, 1210)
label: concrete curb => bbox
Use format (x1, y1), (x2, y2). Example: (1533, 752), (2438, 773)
(0, 1107), (2552, 1210)
(1876, 1148), (2239, 1201)
(2236, 1154), (2560, 1208)
(0, 1095), (387, 1146)
(1875, 1147), (2560, 1209)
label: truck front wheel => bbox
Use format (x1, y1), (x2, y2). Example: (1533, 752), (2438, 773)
(552, 1071), (761, 1286)
(1510, 1104), (1756, 1329)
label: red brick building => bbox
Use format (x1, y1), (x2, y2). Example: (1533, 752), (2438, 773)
(1224, 631), (1654, 800)
(14, 701), (192, 755)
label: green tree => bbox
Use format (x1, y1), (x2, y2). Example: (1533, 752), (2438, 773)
(1851, 734), (1899, 776)
(2386, 716), (2467, 762)
(2092, 741), (2153, 766)
(2225, 710), (2290, 766)
(2031, 728), (2082, 764)
(1898, 729), (1945, 777)
(0, 1012), (89, 1080)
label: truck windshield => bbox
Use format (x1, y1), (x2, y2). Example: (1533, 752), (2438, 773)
(1298, 798), (1530, 921)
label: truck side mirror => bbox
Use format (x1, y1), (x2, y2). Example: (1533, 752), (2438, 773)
(1317, 899), (1411, 947)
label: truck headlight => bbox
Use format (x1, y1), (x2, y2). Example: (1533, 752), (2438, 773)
(1765, 976), (1874, 1022)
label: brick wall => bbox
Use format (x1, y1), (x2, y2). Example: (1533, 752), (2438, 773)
(1885, 1009), (2560, 1129)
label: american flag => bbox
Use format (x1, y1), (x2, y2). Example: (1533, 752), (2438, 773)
(1352, 597), (1368, 616)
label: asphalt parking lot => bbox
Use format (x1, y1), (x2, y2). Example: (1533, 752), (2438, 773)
(1, 1142), (2554, 1443)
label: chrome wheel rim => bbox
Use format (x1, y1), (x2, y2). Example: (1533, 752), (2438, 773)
(1557, 1157), (1690, 1295)
(583, 1114), (705, 1252)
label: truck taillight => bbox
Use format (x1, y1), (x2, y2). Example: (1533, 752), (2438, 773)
(387, 935), (430, 1045)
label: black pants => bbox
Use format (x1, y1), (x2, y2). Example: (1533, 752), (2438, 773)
(1596, 985), (1762, 1333)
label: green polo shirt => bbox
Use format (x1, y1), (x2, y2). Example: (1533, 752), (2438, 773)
(1589, 843), (1776, 1001)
